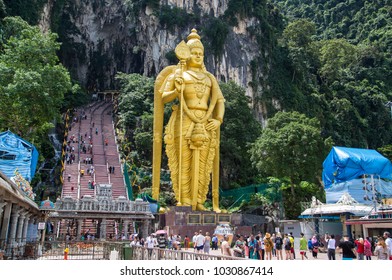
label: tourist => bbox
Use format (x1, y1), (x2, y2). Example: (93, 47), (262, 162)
(184, 235), (190, 250)
(374, 239), (390, 260)
(337, 234), (357, 260)
(233, 235), (245, 258)
(255, 235), (263, 259)
(383, 231), (392, 260)
(274, 232), (283, 260)
(264, 233), (273, 260)
(284, 234), (292, 260)
(221, 235), (232, 256)
(271, 233), (276, 257)
(243, 240), (250, 258)
(248, 234), (258, 259)
(364, 237), (372, 260)
(299, 233), (308, 260)
(203, 232), (211, 254)
(211, 234), (218, 250)
(195, 230), (205, 253)
(308, 237), (313, 255)
(289, 232), (295, 259)
(354, 237), (365, 260)
(325, 233), (336, 260)
(177, 234), (182, 249)
(157, 233), (166, 258)
(145, 234), (155, 257)
(168, 234), (174, 249)
(311, 235), (319, 259)
(192, 232), (198, 252)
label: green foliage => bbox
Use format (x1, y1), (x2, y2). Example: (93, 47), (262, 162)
(202, 17), (229, 59)
(165, 50), (177, 64)
(280, 19), (319, 85)
(157, 5), (196, 32)
(378, 145), (392, 162)
(0, 17), (74, 145)
(271, 0), (392, 149)
(273, 0), (391, 48)
(318, 38), (358, 83)
(0, 1), (6, 19)
(249, 111), (333, 198)
(3, 0), (47, 24)
(282, 180), (325, 219)
(116, 72), (154, 166)
(219, 81), (262, 189)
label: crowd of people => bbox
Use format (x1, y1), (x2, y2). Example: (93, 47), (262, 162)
(127, 230), (392, 260)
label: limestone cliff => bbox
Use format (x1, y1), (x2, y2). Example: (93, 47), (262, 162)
(40, 0), (274, 123)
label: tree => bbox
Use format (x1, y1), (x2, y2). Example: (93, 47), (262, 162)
(249, 111), (332, 198)
(0, 16), (74, 146)
(115, 72), (155, 166)
(378, 145), (392, 162)
(318, 38), (358, 84)
(219, 81), (262, 189)
(280, 19), (318, 85)
(0, 1), (6, 19)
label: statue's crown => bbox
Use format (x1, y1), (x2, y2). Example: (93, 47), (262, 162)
(186, 28), (204, 51)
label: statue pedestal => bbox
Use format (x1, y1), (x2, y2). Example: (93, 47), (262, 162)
(159, 206), (252, 239)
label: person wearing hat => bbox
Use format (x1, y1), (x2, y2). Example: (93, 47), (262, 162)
(264, 232), (273, 260)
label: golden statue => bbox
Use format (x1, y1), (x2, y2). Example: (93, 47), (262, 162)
(152, 29), (225, 212)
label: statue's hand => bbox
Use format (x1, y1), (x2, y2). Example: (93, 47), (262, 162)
(174, 77), (184, 93)
(205, 119), (221, 131)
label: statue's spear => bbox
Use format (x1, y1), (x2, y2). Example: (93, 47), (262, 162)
(174, 41), (190, 206)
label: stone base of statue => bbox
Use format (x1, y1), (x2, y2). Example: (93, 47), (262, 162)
(158, 206), (255, 241)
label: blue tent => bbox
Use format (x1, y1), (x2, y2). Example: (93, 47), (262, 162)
(322, 146), (392, 189)
(0, 130), (39, 182)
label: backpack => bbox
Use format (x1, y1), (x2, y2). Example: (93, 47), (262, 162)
(285, 238), (291, 248)
(265, 238), (272, 249)
(275, 237), (282, 245)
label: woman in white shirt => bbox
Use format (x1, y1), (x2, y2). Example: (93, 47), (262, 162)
(325, 233), (336, 260)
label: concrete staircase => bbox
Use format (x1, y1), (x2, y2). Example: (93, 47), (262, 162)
(59, 100), (128, 239)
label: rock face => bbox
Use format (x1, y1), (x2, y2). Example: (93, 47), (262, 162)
(41, 0), (268, 117)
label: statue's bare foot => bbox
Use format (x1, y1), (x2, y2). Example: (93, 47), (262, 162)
(213, 207), (221, 213)
(196, 203), (207, 211)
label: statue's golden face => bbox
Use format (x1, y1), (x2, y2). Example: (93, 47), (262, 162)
(188, 47), (204, 67)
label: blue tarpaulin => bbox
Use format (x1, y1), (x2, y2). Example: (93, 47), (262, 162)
(322, 146), (392, 189)
(0, 130), (39, 182)
(326, 178), (392, 204)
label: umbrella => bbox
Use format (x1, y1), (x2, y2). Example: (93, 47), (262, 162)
(155, 229), (166, 235)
